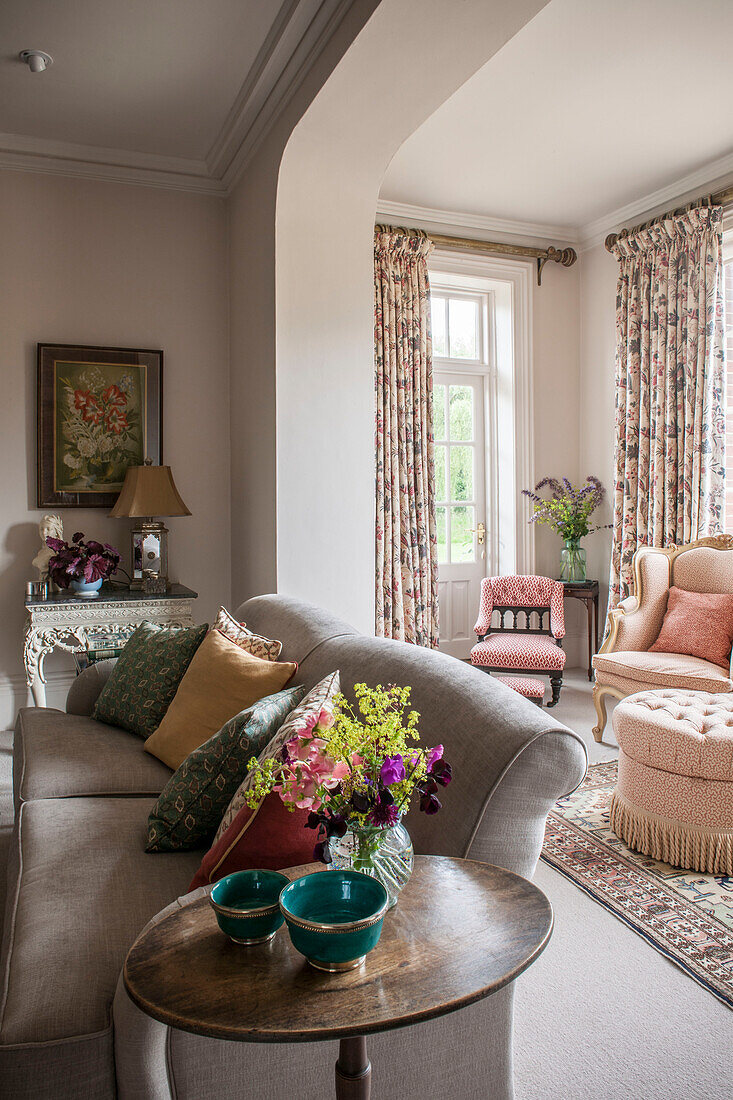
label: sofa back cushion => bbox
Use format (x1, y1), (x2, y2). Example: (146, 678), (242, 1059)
(671, 545), (733, 594)
(93, 621), (208, 739)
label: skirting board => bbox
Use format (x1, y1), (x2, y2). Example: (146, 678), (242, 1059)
(0, 671), (75, 729)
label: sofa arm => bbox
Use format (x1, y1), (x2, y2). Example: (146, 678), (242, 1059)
(466, 729), (586, 879)
(65, 659), (117, 716)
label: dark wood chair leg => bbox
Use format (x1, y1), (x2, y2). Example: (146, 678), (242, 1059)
(547, 675), (562, 708)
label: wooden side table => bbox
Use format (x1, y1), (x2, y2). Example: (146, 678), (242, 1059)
(23, 583), (198, 707)
(561, 579), (599, 680)
(124, 855), (552, 1100)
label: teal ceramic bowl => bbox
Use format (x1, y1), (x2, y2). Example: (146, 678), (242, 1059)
(279, 870), (389, 972)
(209, 869), (289, 945)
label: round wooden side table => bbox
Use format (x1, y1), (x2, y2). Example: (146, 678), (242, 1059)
(124, 855), (553, 1100)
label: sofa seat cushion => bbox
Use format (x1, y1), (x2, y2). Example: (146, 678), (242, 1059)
(612, 690), (733, 781)
(0, 797), (200, 1044)
(593, 650), (733, 694)
(471, 634), (566, 671)
(14, 709), (172, 807)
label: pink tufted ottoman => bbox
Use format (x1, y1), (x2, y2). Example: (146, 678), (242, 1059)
(610, 690), (733, 874)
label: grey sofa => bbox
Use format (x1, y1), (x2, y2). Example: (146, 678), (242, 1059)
(0, 595), (586, 1099)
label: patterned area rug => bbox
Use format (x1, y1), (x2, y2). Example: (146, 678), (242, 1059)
(542, 760), (733, 1008)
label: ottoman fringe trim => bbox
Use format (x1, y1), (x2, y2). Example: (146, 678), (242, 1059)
(609, 791), (733, 875)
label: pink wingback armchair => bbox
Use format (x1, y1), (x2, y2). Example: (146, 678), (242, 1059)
(592, 535), (733, 742)
(471, 575), (567, 707)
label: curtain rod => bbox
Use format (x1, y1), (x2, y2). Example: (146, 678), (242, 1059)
(375, 224), (577, 286)
(604, 184), (733, 252)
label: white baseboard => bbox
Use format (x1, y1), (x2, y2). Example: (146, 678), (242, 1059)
(0, 671), (76, 729)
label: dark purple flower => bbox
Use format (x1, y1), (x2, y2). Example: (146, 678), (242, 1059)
(72, 532), (85, 544)
(430, 759), (452, 787)
(368, 802), (399, 827)
(313, 840), (332, 864)
(45, 536), (67, 552)
(420, 791), (442, 815)
(350, 789), (374, 814)
(380, 754), (405, 786)
(84, 540), (105, 554)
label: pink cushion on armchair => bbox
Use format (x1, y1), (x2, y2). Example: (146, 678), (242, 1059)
(649, 586), (733, 670)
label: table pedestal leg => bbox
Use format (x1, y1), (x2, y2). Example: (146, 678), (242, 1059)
(335, 1036), (371, 1099)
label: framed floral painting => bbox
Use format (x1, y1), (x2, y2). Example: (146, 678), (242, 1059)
(37, 343), (163, 508)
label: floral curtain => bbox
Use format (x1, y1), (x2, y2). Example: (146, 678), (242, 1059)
(374, 228), (439, 648)
(609, 205), (726, 607)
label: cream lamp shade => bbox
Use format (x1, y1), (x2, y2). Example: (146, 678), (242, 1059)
(110, 463), (191, 519)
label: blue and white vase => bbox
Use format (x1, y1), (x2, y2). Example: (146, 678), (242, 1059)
(69, 577), (103, 596)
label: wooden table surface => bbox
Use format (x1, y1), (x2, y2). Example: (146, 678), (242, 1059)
(124, 855), (553, 1045)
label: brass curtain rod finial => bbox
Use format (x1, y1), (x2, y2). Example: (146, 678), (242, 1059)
(537, 246), (577, 286)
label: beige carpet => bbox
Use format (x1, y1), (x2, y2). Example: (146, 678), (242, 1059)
(514, 671), (733, 1100)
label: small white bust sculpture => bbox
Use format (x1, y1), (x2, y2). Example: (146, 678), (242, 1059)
(32, 513), (64, 580)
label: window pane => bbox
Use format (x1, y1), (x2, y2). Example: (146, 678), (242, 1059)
(431, 296), (446, 357)
(449, 384), (473, 441)
(433, 383), (446, 440)
(434, 444), (447, 501)
(451, 505), (474, 563)
(436, 506), (447, 564)
(448, 298), (477, 359)
(450, 446), (473, 502)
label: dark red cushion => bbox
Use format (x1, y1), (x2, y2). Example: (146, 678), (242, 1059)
(188, 793), (315, 891)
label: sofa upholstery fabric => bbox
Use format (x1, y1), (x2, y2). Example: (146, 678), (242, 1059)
(13, 708), (172, 809)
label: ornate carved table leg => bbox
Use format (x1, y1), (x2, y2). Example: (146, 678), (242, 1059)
(335, 1036), (371, 1099)
(23, 627), (48, 708)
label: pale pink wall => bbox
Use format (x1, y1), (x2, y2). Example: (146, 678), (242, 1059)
(0, 170), (230, 714)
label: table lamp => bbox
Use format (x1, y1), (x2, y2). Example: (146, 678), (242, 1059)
(110, 460), (191, 591)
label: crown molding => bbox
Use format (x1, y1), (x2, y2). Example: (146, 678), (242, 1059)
(209, 0), (353, 191)
(578, 148), (733, 250)
(0, 0), (352, 197)
(375, 198), (578, 246)
(0, 131), (224, 194)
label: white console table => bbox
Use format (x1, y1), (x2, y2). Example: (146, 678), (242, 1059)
(23, 584), (198, 707)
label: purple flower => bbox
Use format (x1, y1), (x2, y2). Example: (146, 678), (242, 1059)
(430, 759), (452, 787)
(368, 801), (399, 827)
(426, 744), (443, 770)
(420, 791), (442, 815)
(72, 532), (85, 544)
(380, 754), (405, 786)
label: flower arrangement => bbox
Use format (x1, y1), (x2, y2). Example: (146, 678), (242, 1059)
(46, 532), (120, 589)
(522, 475), (610, 544)
(244, 684), (452, 865)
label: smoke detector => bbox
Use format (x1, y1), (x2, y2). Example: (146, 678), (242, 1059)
(19, 50), (53, 73)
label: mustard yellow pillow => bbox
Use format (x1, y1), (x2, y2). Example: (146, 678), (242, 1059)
(144, 629), (297, 770)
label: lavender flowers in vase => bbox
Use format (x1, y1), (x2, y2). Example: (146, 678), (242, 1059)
(522, 476), (611, 583)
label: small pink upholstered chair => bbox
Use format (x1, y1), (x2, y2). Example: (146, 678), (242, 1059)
(471, 575), (567, 707)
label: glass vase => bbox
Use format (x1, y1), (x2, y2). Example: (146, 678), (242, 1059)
(329, 820), (413, 909)
(560, 540), (586, 582)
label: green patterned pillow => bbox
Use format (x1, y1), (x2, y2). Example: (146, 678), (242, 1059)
(93, 621), (208, 738)
(146, 685), (306, 852)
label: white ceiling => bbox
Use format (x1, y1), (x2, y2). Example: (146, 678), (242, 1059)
(379, 0), (733, 236)
(0, 1), (284, 159)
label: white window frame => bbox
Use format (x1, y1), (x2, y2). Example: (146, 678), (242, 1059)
(429, 251), (535, 575)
